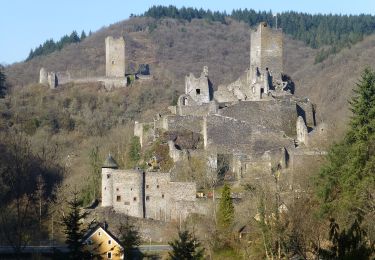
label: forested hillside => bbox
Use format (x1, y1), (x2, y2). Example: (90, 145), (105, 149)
(143, 5), (375, 62)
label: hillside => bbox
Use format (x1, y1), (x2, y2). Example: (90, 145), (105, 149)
(6, 16), (375, 137)
(3, 17), (375, 186)
(1, 14), (375, 257)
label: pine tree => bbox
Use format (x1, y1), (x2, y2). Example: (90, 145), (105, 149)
(118, 216), (141, 259)
(316, 68), (375, 229)
(169, 230), (204, 260)
(348, 68), (375, 142)
(217, 183), (234, 231)
(129, 136), (141, 162)
(80, 30), (87, 41)
(0, 66), (6, 98)
(62, 192), (88, 259)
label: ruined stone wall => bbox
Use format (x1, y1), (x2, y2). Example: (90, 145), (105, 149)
(47, 72), (57, 89)
(184, 67), (210, 104)
(296, 101), (315, 127)
(233, 147), (288, 181)
(178, 103), (211, 116)
(204, 114), (254, 153)
(105, 36), (126, 78)
(39, 68), (48, 85)
(167, 182), (202, 221)
(134, 122), (153, 148)
(56, 71), (71, 85)
(296, 116), (308, 145)
(219, 100), (297, 136)
(305, 122), (328, 147)
(144, 172), (199, 221)
(164, 115), (204, 133)
(168, 141), (182, 162)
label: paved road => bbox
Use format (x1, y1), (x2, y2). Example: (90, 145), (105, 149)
(0, 244), (171, 254)
(138, 244), (171, 252)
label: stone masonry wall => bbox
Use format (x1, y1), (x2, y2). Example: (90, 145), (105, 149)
(185, 67), (210, 104)
(219, 100), (297, 136)
(164, 115), (204, 133)
(111, 170), (144, 218)
(178, 103), (211, 116)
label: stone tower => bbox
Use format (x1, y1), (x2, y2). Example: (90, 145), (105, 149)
(250, 22), (283, 81)
(105, 36), (126, 78)
(101, 154), (118, 207)
(184, 66), (211, 105)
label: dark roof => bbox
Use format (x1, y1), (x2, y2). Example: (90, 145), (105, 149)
(102, 154), (118, 169)
(82, 223), (123, 248)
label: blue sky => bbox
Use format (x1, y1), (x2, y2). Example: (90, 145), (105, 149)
(1, 0), (375, 64)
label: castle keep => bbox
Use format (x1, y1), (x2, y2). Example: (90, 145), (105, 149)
(105, 36), (126, 78)
(102, 22), (328, 222)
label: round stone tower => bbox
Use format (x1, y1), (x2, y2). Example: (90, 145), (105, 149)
(39, 67), (48, 85)
(101, 154), (118, 207)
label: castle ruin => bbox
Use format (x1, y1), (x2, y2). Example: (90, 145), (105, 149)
(102, 22), (328, 222)
(101, 155), (206, 221)
(39, 36), (128, 89)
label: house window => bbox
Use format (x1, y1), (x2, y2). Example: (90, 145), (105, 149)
(107, 251), (112, 259)
(108, 239), (112, 245)
(112, 60), (115, 65)
(146, 184), (149, 189)
(196, 89), (201, 95)
(98, 231), (101, 236)
(133, 197), (137, 202)
(146, 196), (150, 201)
(157, 185), (159, 189)
(107, 174), (110, 179)
(162, 194), (164, 199)
(116, 188), (119, 191)
(116, 195), (121, 202)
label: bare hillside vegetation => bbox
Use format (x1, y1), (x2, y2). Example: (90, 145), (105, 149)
(3, 16), (375, 193)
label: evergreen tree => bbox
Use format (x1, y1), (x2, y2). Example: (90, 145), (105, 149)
(348, 68), (375, 142)
(129, 136), (141, 162)
(62, 192), (88, 259)
(69, 31), (80, 43)
(118, 216), (141, 259)
(316, 68), (375, 248)
(0, 66), (6, 98)
(169, 230), (204, 260)
(80, 30), (87, 41)
(217, 183), (234, 230)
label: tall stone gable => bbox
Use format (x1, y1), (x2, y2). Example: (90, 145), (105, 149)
(105, 36), (126, 78)
(250, 22), (283, 80)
